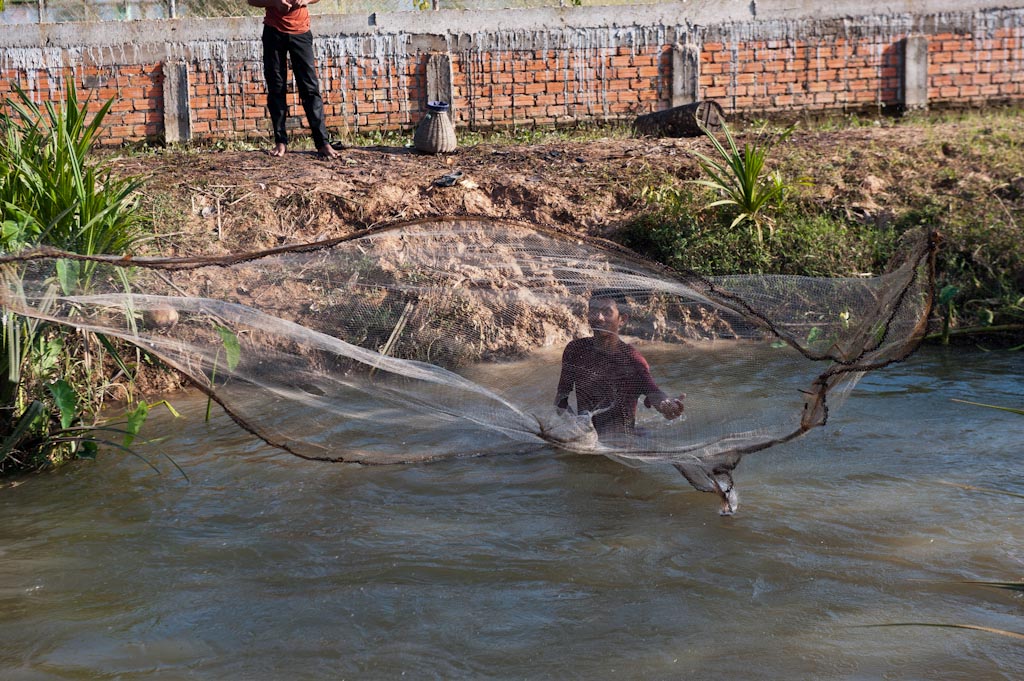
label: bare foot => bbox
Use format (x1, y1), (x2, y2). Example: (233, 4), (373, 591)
(269, 143), (287, 157)
(317, 144), (339, 160)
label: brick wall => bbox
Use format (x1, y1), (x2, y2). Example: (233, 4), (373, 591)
(698, 26), (1024, 115)
(2, 6), (1024, 146)
(0, 64), (164, 146)
(451, 45), (670, 129)
(930, 29), (1024, 102)
(701, 37), (903, 112)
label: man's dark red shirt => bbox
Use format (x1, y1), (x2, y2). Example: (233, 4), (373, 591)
(556, 336), (660, 435)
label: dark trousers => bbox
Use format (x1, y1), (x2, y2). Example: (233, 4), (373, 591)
(261, 25), (330, 149)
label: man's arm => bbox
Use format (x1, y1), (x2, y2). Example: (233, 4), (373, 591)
(554, 345), (575, 410)
(631, 347), (685, 420)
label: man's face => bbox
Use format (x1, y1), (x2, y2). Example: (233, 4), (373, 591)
(588, 298), (623, 335)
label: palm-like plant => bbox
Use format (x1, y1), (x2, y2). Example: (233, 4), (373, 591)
(0, 82), (147, 290)
(690, 121), (789, 243)
(0, 81), (150, 473)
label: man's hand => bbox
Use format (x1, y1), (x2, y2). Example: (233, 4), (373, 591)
(654, 394), (685, 420)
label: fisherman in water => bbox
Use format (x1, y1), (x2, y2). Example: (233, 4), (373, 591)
(554, 289), (738, 515)
(554, 290), (685, 435)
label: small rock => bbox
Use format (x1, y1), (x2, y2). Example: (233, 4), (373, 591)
(143, 306), (179, 329)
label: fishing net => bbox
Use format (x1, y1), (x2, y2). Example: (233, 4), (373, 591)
(0, 217), (938, 514)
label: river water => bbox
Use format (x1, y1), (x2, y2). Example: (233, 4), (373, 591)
(0, 347), (1021, 679)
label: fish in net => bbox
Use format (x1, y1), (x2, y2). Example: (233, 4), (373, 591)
(0, 217), (938, 514)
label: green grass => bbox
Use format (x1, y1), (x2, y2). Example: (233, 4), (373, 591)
(336, 120), (634, 149)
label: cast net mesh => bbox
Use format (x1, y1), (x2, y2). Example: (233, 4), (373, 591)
(0, 217), (937, 514)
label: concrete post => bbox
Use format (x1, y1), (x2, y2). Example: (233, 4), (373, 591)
(671, 41), (701, 108)
(902, 34), (929, 111)
(425, 52), (454, 114)
(162, 59), (191, 144)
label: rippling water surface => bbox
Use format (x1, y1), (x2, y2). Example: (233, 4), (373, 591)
(1, 347), (1021, 680)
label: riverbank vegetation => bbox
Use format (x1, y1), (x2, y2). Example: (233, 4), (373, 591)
(619, 110), (1024, 342)
(0, 84), (152, 475)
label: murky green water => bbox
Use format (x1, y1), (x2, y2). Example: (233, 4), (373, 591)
(1, 347), (1021, 679)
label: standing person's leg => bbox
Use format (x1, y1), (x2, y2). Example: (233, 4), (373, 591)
(288, 31), (337, 158)
(261, 25), (290, 157)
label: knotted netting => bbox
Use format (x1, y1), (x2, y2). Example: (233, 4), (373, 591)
(0, 217), (938, 514)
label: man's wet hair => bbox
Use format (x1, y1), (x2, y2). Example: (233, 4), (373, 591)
(589, 288), (632, 316)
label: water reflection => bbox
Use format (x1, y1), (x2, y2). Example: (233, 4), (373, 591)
(0, 347), (1021, 679)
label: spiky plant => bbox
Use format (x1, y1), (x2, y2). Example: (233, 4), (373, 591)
(690, 121), (790, 244)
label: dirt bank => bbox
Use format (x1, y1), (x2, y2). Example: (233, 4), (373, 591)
(122, 135), (704, 253)
(113, 113), (1024, 359)
(118, 114), (1024, 259)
